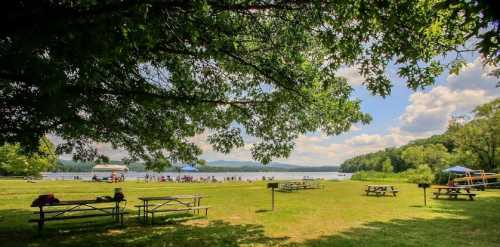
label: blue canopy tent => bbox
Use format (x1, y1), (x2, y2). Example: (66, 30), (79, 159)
(180, 165), (199, 172)
(443, 165), (472, 174)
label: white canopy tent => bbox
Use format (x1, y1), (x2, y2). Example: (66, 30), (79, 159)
(92, 164), (129, 172)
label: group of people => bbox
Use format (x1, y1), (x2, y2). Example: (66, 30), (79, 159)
(223, 176), (243, 181)
(144, 175), (221, 183)
(92, 173), (126, 183)
(64, 174), (278, 183)
(140, 175), (264, 183)
(143, 174), (198, 183)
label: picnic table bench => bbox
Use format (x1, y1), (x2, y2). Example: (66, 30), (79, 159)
(137, 195), (210, 224)
(365, 185), (399, 197)
(29, 198), (128, 233)
(277, 180), (321, 192)
(432, 186), (476, 200)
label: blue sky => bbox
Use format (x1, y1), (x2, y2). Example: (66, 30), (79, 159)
(57, 53), (499, 166)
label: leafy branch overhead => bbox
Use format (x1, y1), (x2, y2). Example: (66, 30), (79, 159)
(0, 1), (498, 169)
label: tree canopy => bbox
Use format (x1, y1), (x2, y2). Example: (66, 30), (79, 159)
(0, 136), (57, 176)
(450, 98), (500, 171)
(1, 1), (498, 170)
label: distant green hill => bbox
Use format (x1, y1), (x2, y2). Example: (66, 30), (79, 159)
(54, 160), (339, 172)
(206, 160), (318, 169)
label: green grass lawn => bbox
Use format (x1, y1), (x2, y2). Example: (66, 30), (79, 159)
(0, 179), (499, 247)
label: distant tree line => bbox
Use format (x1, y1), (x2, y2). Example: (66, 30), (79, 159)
(54, 161), (339, 173)
(54, 160), (148, 172)
(340, 99), (499, 175)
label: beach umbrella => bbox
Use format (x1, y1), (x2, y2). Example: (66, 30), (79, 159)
(442, 165), (472, 174)
(181, 165), (199, 172)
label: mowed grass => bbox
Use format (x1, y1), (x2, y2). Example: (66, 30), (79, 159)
(0, 179), (499, 247)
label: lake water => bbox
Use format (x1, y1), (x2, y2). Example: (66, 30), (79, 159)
(41, 172), (352, 181)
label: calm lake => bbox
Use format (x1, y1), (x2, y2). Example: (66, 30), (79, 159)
(41, 172), (352, 181)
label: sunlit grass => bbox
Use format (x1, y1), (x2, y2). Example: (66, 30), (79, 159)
(0, 179), (499, 246)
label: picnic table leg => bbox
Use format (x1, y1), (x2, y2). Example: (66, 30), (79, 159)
(37, 220), (44, 235)
(192, 197), (197, 214)
(197, 197), (201, 214)
(143, 200), (147, 224)
(38, 206), (44, 234)
(114, 201), (119, 222)
(117, 201), (122, 223)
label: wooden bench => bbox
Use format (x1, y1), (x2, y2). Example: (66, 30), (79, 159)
(432, 186), (477, 201)
(138, 195), (209, 224)
(29, 212), (129, 223)
(148, 206), (211, 223)
(278, 183), (299, 192)
(365, 185), (398, 197)
(36, 206), (117, 214)
(365, 189), (399, 197)
(134, 202), (192, 219)
(433, 192), (476, 200)
(134, 204), (158, 219)
(277, 180), (321, 192)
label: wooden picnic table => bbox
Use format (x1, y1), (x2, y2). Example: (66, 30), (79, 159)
(30, 198), (127, 233)
(137, 195), (209, 224)
(277, 180), (321, 192)
(365, 185), (399, 197)
(432, 186), (476, 200)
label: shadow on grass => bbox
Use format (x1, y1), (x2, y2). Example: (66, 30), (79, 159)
(1, 195), (499, 247)
(286, 196), (500, 247)
(0, 209), (288, 247)
(255, 209), (272, 213)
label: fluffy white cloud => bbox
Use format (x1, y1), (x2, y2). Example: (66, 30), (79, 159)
(336, 66), (365, 86)
(48, 135), (129, 161)
(190, 131), (254, 162)
(275, 128), (424, 166)
(447, 58), (498, 91)
(399, 86), (495, 133)
(93, 143), (129, 160)
(399, 58), (499, 135)
(345, 134), (383, 146)
(349, 124), (361, 132)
